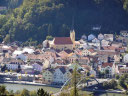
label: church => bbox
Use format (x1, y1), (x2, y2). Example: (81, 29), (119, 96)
(49, 30), (75, 50)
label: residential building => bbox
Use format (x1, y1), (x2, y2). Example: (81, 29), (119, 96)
(42, 68), (54, 84)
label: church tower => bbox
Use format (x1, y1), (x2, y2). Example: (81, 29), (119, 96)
(70, 15), (75, 48)
(70, 29), (75, 44)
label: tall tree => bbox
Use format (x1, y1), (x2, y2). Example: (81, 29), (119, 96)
(37, 88), (50, 96)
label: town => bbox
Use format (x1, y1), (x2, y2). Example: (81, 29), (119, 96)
(0, 29), (128, 93)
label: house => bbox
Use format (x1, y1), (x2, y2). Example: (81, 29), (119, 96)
(32, 62), (43, 72)
(104, 34), (114, 41)
(42, 40), (49, 48)
(21, 65), (34, 74)
(116, 36), (125, 42)
(102, 46), (116, 52)
(99, 62), (118, 78)
(6, 59), (25, 71)
(42, 68), (54, 84)
(123, 54), (128, 63)
(49, 30), (75, 50)
(111, 42), (123, 48)
(82, 49), (96, 56)
(99, 63), (113, 78)
(120, 30), (128, 37)
(92, 38), (100, 43)
(43, 59), (51, 69)
(58, 51), (69, 59)
(118, 64), (128, 75)
(114, 54), (121, 63)
(98, 55), (108, 63)
(88, 34), (95, 41)
(78, 57), (90, 65)
(75, 41), (80, 49)
(16, 54), (27, 61)
(115, 47), (125, 53)
(68, 53), (80, 63)
(101, 40), (110, 46)
(22, 47), (35, 54)
(50, 37), (73, 50)
(53, 66), (71, 84)
(81, 34), (87, 41)
(98, 33), (104, 40)
(90, 69), (97, 77)
(67, 63), (83, 70)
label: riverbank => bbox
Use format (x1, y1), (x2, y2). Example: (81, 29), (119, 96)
(0, 83), (127, 96)
(0, 80), (61, 88)
(84, 88), (125, 94)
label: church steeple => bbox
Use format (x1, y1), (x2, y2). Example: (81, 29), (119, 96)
(70, 29), (75, 43)
(70, 15), (75, 44)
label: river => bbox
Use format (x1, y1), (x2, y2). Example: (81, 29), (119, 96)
(0, 83), (127, 96)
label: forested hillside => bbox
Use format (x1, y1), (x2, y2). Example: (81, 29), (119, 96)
(0, 0), (23, 8)
(0, 0), (128, 43)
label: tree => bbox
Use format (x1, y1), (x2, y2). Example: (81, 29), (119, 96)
(48, 24), (53, 36)
(37, 88), (50, 96)
(103, 79), (117, 89)
(105, 69), (109, 78)
(0, 86), (6, 95)
(20, 89), (30, 96)
(103, 81), (109, 89)
(70, 64), (80, 96)
(3, 34), (10, 44)
(119, 74), (128, 89)
(17, 65), (21, 73)
(0, 0), (128, 43)
(46, 36), (53, 40)
(109, 79), (118, 89)
(115, 74), (120, 80)
(1, 64), (7, 72)
(30, 91), (37, 96)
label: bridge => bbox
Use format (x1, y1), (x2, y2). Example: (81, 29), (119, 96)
(53, 77), (109, 96)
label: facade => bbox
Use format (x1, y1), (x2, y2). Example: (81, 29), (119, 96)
(6, 59), (25, 70)
(100, 63), (113, 78)
(92, 38), (100, 43)
(42, 68), (54, 84)
(104, 34), (114, 41)
(53, 66), (71, 84)
(82, 49), (96, 56)
(88, 34), (95, 41)
(101, 40), (110, 46)
(124, 54), (128, 63)
(98, 33), (104, 40)
(49, 30), (75, 50)
(32, 62), (43, 72)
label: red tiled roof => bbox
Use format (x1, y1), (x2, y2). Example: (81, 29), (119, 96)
(88, 49), (95, 53)
(102, 63), (113, 68)
(102, 46), (116, 50)
(54, 37), (73, 45)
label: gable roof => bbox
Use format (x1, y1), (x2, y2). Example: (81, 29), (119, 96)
(56, 66), (67, 74)
(102, 63), (113, 68)
(54, 37), (73, 45)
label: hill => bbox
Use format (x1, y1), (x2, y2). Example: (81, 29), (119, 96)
(0, 0), (128, 44)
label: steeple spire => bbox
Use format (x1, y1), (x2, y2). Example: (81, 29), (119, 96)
(71, 15), (75, 31)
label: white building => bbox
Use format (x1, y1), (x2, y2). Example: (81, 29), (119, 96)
(6, 59), (25, 70)
(92, 38), (100, 43)
(88, 34), (95, 41)
(104, 34), (114, 41)
(124, 54), (128, 63)
(53, 66), (71, 84)
(101, 40), (110, 46)
(98, 33), (104, 40)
